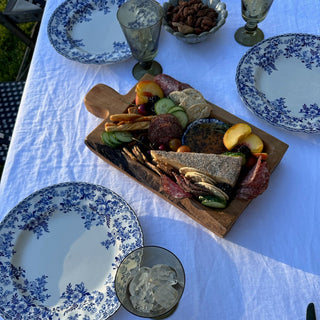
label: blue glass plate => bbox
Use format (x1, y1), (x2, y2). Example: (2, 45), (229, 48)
(236, 33), (320, 133)
(47, 0), (132, 64)
(0, 182), (143, 319)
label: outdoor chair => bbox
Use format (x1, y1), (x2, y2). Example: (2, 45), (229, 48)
(0, 81), (25, 165)
(0, 0), (46, 80)
(0, 0), (45, 49)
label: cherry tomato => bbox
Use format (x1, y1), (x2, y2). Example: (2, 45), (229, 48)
(177, 145), (191, 153)
(168, 138), (182, 151)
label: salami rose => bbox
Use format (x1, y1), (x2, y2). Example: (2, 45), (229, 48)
(236, 156), (270, 200)
(161, 174), (192, 199)
(154, 74), (191, 96)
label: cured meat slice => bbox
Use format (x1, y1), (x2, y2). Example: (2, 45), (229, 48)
(236, 156), (270, 200)
(154, 74), (191, 96)
(161, 174), (192, 199)
(172, 172), (207, 197)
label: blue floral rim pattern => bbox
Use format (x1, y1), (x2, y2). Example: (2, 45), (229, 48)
(0, 182), (143, 319)
(47, 0), (132, 64)
(236, 33), (320, 133)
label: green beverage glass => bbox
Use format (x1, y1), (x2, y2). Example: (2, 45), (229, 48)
(117, 0), (163, 80)
(234, 0), (274, 46)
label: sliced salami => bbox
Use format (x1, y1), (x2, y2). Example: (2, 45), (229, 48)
(173, 172), (214, 197)
(161, 174), (192, 199)
(236, 156), (270, 200)
(154, 74), (191, 96)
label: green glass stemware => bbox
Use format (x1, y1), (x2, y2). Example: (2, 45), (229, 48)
(117, 0), (163, 80)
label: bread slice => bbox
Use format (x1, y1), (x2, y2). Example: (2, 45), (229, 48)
(150, 150), (243, 187)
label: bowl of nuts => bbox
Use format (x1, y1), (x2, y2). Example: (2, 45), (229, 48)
(163, 0), (227, 44)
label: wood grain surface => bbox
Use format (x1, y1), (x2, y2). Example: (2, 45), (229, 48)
(84, 74), (288, 237)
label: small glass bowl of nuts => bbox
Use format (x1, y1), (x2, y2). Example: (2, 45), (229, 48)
(163, 0), (227, 44)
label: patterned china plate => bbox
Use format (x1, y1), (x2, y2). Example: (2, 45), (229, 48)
(0, 182), (143, 319)
(236, 33), (320, 133)
(47, 0), (132, 64)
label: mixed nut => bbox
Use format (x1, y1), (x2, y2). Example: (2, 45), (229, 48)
(165, 0), (219, 35)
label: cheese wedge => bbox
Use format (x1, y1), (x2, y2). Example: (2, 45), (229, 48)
(150, 150), (243, 187)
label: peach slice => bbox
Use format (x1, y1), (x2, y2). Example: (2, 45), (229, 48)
(240, 133), (264, 153)
(135, 80), (164, 105)
(223, 123), (252, 151)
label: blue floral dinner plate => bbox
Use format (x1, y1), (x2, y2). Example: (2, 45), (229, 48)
(236, 33), (320, 133)
(47, 0), (132, 64)
(0, 182), (143, 319)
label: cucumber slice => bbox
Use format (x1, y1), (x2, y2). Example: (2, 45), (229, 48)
(154, 98), (176, 114)
(113, 131), (133, 143)
(109, 132), (122, 145)
(199, 195), (227, 209)
(222, 152), (246, 165)
(172, 110), (189, 129)
(101, 131), (121, 148)
(101, 131), (116, 147)
(167, 105), (185, 113)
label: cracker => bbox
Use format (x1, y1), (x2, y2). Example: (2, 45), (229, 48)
(186, 103), (211, 122)
(110, 114), (142, 122)
(128, 106), (140, 114)
(184, 171), (217, 185)
(180, 96), (206, 109)
(182, 88), (204, 100)
(134, 115), (155, 122)
(105, 121), (150, 132)
(168, 91), (186, 104)
(122, 147), (136, 161)
(194, 181), (229, 201)
(132, 145), (145, 163)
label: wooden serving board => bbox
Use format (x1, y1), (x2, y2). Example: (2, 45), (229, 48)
(84, 74), (288, 238)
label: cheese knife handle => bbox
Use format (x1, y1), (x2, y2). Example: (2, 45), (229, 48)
(307, 303), (316, 320)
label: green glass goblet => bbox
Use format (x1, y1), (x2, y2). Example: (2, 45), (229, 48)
(235, 0), (274, 46)
(117, 0), (163, 80)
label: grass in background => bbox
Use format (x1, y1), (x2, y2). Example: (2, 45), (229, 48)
(0, 0), (35, 81)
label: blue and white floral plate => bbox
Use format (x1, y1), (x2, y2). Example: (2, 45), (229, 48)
(47, 0), (132, 64)
(236, 33), (320, 133)
(0, 182), (143, 319)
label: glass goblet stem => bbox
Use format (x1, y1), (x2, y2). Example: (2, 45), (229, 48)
(245, 21), (258, 32)
(132, 60), (162, 80)
(140, 61), (153, 70)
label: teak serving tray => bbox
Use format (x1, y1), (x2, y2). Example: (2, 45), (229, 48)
(84, 74), (288, 237)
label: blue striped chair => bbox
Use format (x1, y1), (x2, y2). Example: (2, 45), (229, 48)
(0, 81), (25, 165)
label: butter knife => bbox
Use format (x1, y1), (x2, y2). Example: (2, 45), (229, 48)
(307, 303), (316, 320)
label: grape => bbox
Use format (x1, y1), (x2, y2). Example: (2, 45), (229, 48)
(235, 144), (252, 159)
(168, 138), (182, 151)
(148, 95), (160, 104)
(147, 95), (160, 114)
(138, 104), (149, 115)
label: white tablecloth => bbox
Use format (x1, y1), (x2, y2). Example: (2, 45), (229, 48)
(1, 0), (320, 319)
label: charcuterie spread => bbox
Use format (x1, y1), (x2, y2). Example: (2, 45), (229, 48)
(84, 73), (288, 237)
(99, 74), (270, 208)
